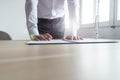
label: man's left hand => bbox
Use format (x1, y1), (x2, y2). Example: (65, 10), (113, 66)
(64, 36), (83, 40)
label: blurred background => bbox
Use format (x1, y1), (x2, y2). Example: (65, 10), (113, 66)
(0, 0), (120, 40)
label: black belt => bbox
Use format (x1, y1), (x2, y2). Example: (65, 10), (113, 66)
(38, 17), (63, 23)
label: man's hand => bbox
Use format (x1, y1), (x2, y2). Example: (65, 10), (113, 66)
(32, 33), (53, 41)
(64, 35), (83, 40)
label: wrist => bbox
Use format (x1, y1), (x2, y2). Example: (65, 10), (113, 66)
(30, 35), (36, 40)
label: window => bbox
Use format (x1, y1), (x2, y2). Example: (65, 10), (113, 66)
(99, 0), (110, 22)
(81, 0), (94, 24)
(117, 0), (120, 20)
(80, 0), (120, 28)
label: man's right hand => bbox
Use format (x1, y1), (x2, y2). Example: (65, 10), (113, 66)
(32, 33), (53, 41)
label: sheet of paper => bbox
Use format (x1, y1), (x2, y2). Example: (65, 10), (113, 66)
(27, 39), (70, 45)
(63, 38), (119, 43)
(27, 38), (118, 45)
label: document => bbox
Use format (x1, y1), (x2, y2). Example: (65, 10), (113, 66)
(27, 39), (70, 45)
(63, 38), (118, 43)
(27, 38), (118, 45)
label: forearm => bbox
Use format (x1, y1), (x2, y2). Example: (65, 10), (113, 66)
(68, 6), (78, 36)
(65, 0), (80, 36)
(25, 0), (39, 37)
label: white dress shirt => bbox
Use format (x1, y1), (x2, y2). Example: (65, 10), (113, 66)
(25, 0), (79, 37)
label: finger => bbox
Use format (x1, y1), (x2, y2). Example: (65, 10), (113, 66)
(75, 36), (79, 40)
(34, 36), (40, 41)
(42, 34), (52, 41)
(46, 33), (53, 40)
(43, 35), (49, 41)
(65, 36), (70, 40)
(64, 36), (75, 40)
(77, 36), (81, 40)
(73, 36), (77, 40)
(79, 37), (83, 40)
(63, 36), (67, 40)
(70, 36), (73, 40)
(37, 35), (46, 41)
(76, 36), (79, 40)
(46, 33), (52, 38)
(34, 38), (40, 41)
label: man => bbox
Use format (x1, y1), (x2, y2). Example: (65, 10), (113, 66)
(25, 0), (81, 41)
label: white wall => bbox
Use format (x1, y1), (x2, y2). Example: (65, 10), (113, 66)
(0, 0), (30, 40)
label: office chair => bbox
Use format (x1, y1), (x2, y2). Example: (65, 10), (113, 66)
(0, 31), (12, 40)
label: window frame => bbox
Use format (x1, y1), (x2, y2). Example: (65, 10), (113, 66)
(79, 0), (120, 28)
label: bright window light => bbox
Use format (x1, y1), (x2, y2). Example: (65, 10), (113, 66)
(81, 0), (94, 24)
(99, 0), (110, 22)
(118, 0), (120, 20)
(81, 0), (110, 24)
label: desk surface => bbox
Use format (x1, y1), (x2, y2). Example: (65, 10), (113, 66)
(0, 40), (120, 80)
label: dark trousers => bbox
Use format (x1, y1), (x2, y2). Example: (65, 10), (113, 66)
(37, 17), (65, 39)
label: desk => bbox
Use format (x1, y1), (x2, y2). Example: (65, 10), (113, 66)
(0, 40), (120, 80)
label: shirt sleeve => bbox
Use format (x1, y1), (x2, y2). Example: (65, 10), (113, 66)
(25, 0), (39, 36)
(65, 0), (80, 36)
